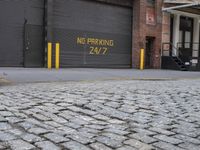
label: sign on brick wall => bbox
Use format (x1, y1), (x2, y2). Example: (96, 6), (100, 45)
(146, 7), (156, 25)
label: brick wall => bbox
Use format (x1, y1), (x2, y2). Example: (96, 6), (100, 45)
(132, 0), (163, 69)
(162, 12), (171, 44)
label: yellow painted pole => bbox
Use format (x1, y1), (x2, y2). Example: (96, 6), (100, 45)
(48, 43), (52, 69)
(55, 43), (60, 70)
(140, 48), (145, 70)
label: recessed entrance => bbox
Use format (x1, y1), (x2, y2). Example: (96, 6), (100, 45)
(24, 24), (44, 67)
(145, 37), (155, 68)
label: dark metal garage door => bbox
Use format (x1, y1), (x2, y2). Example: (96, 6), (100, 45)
(0, 0), (44, 67)
(53, 0), (132, 68)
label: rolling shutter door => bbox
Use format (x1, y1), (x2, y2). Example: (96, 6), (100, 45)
(53, 0), (132, 68)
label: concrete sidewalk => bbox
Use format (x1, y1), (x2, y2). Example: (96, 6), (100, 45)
(0, 68), (200, 84)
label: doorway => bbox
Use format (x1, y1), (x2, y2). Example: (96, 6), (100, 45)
(178, 16), (193, 63)
(145, 37), (154, 68)
(24, 24), (44, 67)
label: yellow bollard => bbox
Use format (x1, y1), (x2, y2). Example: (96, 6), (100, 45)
(140, 49), (145, 70)
(55, 43), (60, 70)
(48, 43), (52, 69)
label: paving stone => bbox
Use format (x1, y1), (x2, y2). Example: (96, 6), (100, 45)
(102, 133), (127, 142)
(153, 141), (184, 150)
(62, 141), (92, 150)
(96, 136), (122, 148)
(81, 115), (95, 122)
(18, 122), (35, 130)
(116, 145), (137, 150)
(0, 145), (5, 150)
(26, 118), (53, 130)
(66, 122), (81, 129)
(99, 107), (130, 120)
(84, 124), (106, 130)
(21, 133), (43, 143)
(90, 142), (112, 150)
(0, 111), (14, 117)
(45, 121), (63, 128)
(7, 139), (35, 150)
(173, 134), (200, 144)
(28, 127), (49, 135)
(0, 116), (7, 122)
(129, 122), (149, 129)
(124, 139), (155, 150)
(153, 134), (183, 144)
(118, 105), (137, 114)
(104, 128), (129, 135)
(32, 113), (51, 121)
(179, 142), (200, 150)
(35, 141), (61, 150)
(70, 118), (90, 125)
(78, 127), (100, 134)
(0, 106), (6, 111)
(79, 131), (96, 139)
(172, 128), (199, 138)
(8, 129), (24, 136)
(93, 114), (110, 121)
(108, 119), (126, 124)
(5, 117), (23, 124)
(58, 126), (76, 135)
(68, 133), (95, 144)
(149, 127), (175, 136)
(51, 116), (68, 124)
(0, 122), (12, 130)
(0, 131), (17, 141)
(90, 119), (108, 125)
(44, 133), (70, 143)
(68, 106), (97, 116)
(129, 133), (158, 144)
(132, 128), (157, 136)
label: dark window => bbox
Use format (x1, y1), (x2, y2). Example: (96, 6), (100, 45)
(147, 0), (155, 7)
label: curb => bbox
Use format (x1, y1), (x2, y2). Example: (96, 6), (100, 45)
(1, 76), (200, 86)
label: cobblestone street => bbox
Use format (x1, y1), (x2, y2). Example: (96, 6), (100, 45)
(0, 79), (200, 150)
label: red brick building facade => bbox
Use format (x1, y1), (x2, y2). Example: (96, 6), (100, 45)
(132, 0), (163, 69)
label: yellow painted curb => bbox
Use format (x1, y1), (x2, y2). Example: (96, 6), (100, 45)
(0, 77), (11, 85)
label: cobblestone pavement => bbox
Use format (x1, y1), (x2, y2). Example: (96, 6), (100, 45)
(0, 79), (200, 150)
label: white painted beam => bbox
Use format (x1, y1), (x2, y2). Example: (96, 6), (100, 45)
(172, 14), (180, 56)
(166, 10), (200, 18)
(193, 18), (200, 57)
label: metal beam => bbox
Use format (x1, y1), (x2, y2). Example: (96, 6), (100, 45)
(162, 2), (200, 12)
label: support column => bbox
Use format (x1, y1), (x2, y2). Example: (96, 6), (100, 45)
(45, 0), (53, 67)
(193, 18), (200, 57)
(172, 14), (180, 56)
